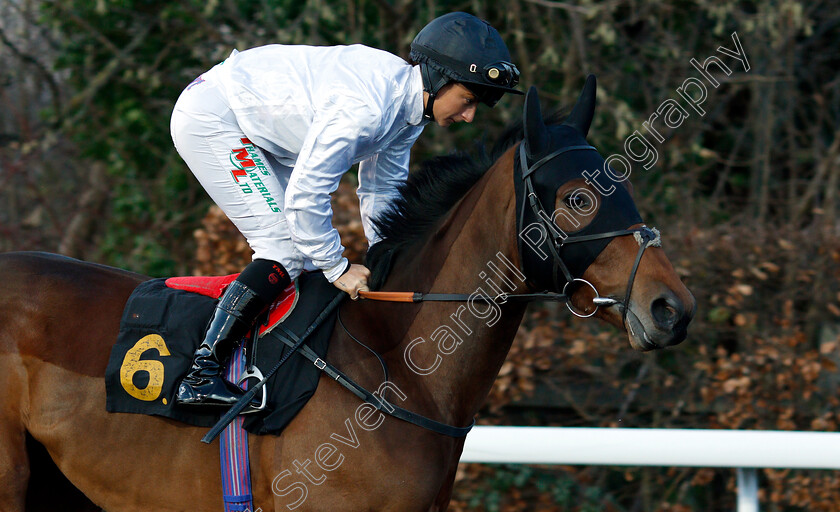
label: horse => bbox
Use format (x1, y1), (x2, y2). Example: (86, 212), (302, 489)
(0, 79), (694, 512)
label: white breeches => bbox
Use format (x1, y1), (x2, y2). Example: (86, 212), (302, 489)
(170, 73), (310, 279)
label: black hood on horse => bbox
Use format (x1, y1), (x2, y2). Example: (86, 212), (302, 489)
(514, 77), (644, 291)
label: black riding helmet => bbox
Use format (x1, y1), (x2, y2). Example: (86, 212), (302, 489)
(410, 12), (523, 121)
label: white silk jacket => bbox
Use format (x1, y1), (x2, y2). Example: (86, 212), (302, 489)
(210, 44), (427, 281)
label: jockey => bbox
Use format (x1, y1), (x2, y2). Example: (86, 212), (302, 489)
(170, 12), (522, 409)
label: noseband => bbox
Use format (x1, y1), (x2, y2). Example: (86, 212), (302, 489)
(516, 142), (660, 324)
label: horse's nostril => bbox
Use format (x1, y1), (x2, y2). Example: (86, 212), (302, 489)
(651, 294), (682, 330)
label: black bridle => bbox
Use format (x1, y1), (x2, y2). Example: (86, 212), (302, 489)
(359, 141), (662, 326)
(515, 142), (660, 325)
(275, 140), (665, 440)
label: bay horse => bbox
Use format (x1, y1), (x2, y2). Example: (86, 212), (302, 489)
(0, 79), (694, 511)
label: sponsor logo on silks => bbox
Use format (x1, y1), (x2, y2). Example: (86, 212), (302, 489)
(229, 138), (281, 213)
(229, 147), (255, 170)
(231, 169), (248, 183)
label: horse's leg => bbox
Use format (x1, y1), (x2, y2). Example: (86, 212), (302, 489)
(0, 253), (82, 511)
(428, 454), (463, 512)
(0, 252), (144, 511)
(24, 434), (101, 512)
(0, 253), (232, 512)
(0, 353), (28, 511)
(0, 315), (97, 512)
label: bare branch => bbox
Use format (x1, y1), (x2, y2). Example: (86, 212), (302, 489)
(62, 22), (154, 124)
(0, 24), (63, 126)
(793, 128), (840, 224)
(523, 0), (602, 15)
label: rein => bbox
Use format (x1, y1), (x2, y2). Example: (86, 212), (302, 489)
(358, 290), (569, 304)
(202, 139), (664, 442)
(357, 143), (661, 323)
(357, 286), (614, 318)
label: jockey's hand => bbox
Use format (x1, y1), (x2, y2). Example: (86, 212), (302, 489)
(333, 264), (371, 300)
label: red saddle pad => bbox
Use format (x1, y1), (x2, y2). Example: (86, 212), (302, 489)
(164, 274), (298, 335)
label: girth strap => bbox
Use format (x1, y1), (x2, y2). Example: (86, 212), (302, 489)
(219, 345), (253, 512)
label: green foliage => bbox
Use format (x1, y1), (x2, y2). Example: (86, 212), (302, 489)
(462, 464), (608, 511)
(32, 0), (524, 274)
(37, 0), (230, 274)
(11, 0), (836, 274)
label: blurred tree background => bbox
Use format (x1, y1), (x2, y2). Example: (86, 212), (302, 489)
(2, 0), (840, 510)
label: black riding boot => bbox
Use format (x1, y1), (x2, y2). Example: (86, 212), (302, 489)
(176, 259), (290, 408)
(175, 280), (270, 407)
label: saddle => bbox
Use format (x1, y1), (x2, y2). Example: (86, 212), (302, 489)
(105, 271), (341, 435)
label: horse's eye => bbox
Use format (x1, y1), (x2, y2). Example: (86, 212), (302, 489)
(564, 192), (591, 210)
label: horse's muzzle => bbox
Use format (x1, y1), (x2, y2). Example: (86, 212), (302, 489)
(647, 290), (696, 347)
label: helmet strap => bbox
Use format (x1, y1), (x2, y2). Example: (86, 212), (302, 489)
(423, 92), (437, 122)
(420, 63), (450, 122)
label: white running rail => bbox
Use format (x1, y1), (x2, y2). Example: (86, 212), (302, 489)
(460, 427), (840, 512)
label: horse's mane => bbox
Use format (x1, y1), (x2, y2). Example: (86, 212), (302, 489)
(365, 112), (566, 289)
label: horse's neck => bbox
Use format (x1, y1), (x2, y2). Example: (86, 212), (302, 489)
(385, 150), (529, 427)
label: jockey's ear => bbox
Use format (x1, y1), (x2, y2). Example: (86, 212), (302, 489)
(523, 86), (549, 158)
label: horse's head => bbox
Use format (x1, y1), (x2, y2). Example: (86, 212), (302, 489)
(515, 76), (695, 351)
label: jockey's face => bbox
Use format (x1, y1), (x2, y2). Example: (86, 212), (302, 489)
(430, 83), (478, 127)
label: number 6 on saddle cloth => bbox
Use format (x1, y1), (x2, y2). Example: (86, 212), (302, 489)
(104, 271), (341, 436)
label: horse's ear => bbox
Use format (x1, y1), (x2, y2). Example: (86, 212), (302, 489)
(563, 74), (597, 137)
(523, 86), (549, 158)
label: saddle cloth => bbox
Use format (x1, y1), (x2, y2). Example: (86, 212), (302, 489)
(105, 271), (341, 435)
